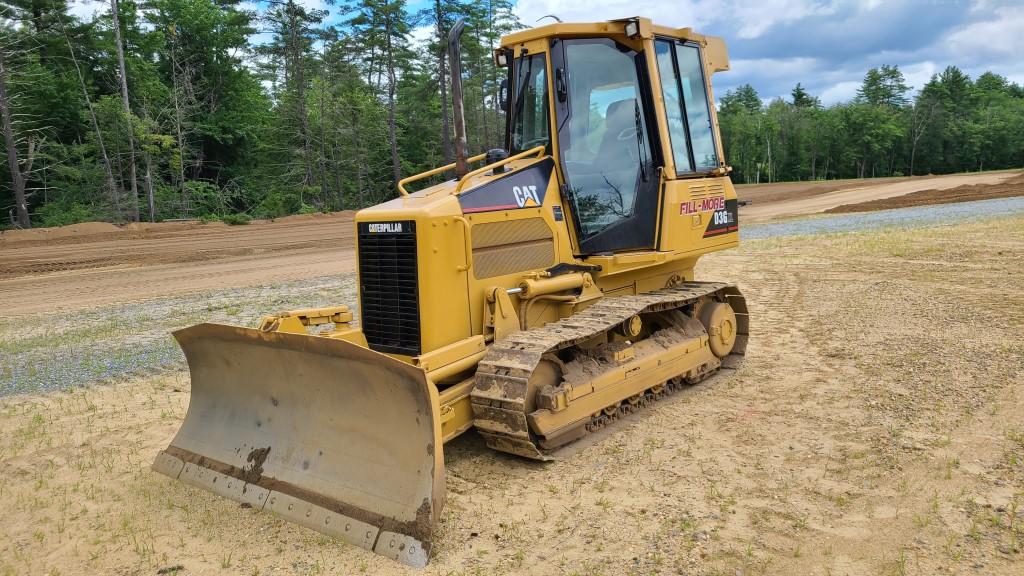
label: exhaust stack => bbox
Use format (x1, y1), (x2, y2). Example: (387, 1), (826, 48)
(448, 18), (469, 178)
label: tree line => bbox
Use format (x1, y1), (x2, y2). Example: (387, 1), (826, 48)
(718, 64), (1024, 184)
(0, 0), (516, 228)
(1, 1), (1022, 229)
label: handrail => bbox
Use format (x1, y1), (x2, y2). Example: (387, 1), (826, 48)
(454, 146), (547, 194)
(396, 145), (547, 197)
(454, 216), (473, 272)
(397, 153), (487, 196)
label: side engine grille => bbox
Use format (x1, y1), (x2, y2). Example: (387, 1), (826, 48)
(357, 221), (420, 356)
(688, 182), (725, 199)
(472, 218), (555, 279)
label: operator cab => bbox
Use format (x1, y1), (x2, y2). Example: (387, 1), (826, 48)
(504, 18), (729, 256)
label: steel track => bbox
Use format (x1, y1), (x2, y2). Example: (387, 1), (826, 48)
(470, 281), (749, 459)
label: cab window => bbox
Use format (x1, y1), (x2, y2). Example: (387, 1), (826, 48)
(510, 53), (550, 153)
(655, 41), (692, 172)
(655, 39), (719, 173)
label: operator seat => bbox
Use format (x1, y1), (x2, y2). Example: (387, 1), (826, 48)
(595, 98), (641, 171)
(590, 98), (641, 213)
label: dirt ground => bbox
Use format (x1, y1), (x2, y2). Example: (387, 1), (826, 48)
(826, 173), (1024, 214)
(733, 175), (918, 205)
(2, 171), (1019, 317)
(738, 171), (1019, 223)
(0, 213), (356, 315)
(1, 214), (1022, 575)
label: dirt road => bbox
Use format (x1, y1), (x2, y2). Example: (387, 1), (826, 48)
(1, 171), (1019, 317)
(738, 171), (1018, 222)
(2, 215), (1021, 575)
(0, 214), (356, 315)
(826, 172), (1024, 213)
(734, 175), (916, 204)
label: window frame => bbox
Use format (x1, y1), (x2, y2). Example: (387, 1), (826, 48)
(549, 36), (664, 255)
(655, 37), (719, 177)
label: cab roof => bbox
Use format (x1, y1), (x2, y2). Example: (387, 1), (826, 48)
(499, 17), (729, 73)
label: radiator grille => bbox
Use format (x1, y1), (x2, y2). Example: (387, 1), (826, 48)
(358, 221), (420, 356)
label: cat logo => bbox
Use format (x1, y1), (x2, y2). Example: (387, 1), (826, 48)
(513, 185), (542, 208)
(458, 158), (554, 213)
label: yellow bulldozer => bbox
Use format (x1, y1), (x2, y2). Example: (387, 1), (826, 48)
(153, 16), (747, 567)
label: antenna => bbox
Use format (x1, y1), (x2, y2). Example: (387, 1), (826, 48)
(536, 14), (563, 24)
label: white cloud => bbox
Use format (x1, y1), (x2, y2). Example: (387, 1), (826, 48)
(730, 57), (820, 79)
(68, 0), (103, 20)
(64, 0), (154, 31)
(508, 1), (1024, 106)
(293, 0), (329, 13)
(250, 31), (275, 47)
(969, 0), (995, 14)
(513, 0), (838, 39)
(900, 60), (938, 93)
(946, 6), (1024, 58)
(727, 0), (837, 39)
(513, 0), (710, 29)
(819, 80), (859, 104)
(408, 24), (434, 48)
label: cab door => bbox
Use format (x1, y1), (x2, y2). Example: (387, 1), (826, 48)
(550, 37), (662, 255)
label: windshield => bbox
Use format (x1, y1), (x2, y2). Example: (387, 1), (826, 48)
(510, 53), (550, 153)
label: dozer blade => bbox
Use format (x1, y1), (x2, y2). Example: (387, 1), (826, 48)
(152, 323), (442, 568)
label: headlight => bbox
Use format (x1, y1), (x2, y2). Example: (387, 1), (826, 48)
(624, 19), (640, 39)
(494, 49), (509, 67)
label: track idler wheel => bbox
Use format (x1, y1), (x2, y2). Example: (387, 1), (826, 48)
(700, 301), (738, 358)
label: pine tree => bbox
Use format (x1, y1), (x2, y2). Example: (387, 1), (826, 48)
(110, 0), (141, 221)
(720, 84), (762, 114)
(856, 64), (909, 108)
(791, 83), (819, 108)
(344, 0), (411, 187)
(0, 48), (31, 227)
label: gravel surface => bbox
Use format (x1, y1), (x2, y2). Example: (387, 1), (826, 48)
(0, 275), (358, 396)
(743, 195), (1024, 240)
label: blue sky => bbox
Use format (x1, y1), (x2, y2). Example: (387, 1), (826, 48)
(69, 0), (1024, 105)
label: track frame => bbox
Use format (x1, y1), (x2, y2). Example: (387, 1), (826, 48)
(470, 281), (748, 459)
